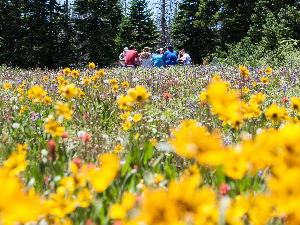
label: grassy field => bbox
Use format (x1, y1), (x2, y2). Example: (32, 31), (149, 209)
(0, 63), (299, 225)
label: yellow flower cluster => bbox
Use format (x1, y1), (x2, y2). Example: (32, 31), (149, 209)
(0, 149), (119, 225)
(117, 85), (151, 111)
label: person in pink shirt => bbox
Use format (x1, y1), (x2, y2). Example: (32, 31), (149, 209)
(125, 45), (140, 67)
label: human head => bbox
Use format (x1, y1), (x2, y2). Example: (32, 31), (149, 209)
(155, 49), (161, 54)
(167, 45), (173, 50)
(181, 49), (186, 54)
(124, 47), (128, 51)
(143, 47), (151, 53)
(129, 45), (135, 50)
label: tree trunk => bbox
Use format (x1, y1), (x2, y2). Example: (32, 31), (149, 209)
(161, 0), (166, 47)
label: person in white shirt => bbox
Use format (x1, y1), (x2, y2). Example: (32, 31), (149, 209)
(119, 47), (128, 60)
(178, 49), (192, 66)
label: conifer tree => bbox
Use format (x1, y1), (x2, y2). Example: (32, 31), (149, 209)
(118, 0), (159, 51)
(171, 0), (219, 63)
(73, 0), (122, 67)
(0, 0), (27, 66)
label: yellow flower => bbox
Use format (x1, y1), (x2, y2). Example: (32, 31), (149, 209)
(122, 81), (129, 87)
(19, 105), (28, 116)
(88, 153), (120, 193)
(17, 143), (28, 155)
(60, 84), (78, 99)
(226, 195), (249, 225)
(110, 78), (117, 86)
(213, 74), (221, 81)
(261, 77), (269, 84)
(223, 149), (248, 179)
(28, 86), (47, 101)
(0, 173), (42, 225)
(150, 138), (158, 147)
(55, 101), (73, 121)
(253, 81), (257, 87)
(249, 93), (265, 105)
(43, 77), (48, 82)
(239, 65), (249, 76)
(291, 97), (300, 112)
(199, 90), (208, 101)
(109, 204), (126, 220)
(243, 87), (249, 94)
(127, 85), (151, 104)
(170, 120), (224, 165)
(43, 96), (52, 105)
(89, 62), (95, 70)
(133, 113), (142, 122)
(117, 95), (132, 111)
(140, 188), (179, 225)
(265, 66), (273, 74)
(259, 69), (263, 74)
(134, 133), (140, 140)
(83, 78), (90, 85)
(63, 67), (71, 75)
(78, 91), (85, 98)
(114, 144), (123, 153)
(71, 70), (79, 79)
(3, 151), (28, 177)
(113, 85), (119, 92)
(120, 111), (130, 120)
(265, 103), (289, 122)
(76, 188), (93, 208)
(94, 85), (98, 89)
(122, 121), (132, 131)
(96, 69), (105, 77)
(121, 191), (135, 211)
(154, 173), (164, 184)
(3, 83), (11, 90)
(45, 115), (65, 137)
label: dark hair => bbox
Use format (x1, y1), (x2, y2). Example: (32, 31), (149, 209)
(129, 45), (135, 50)
(155, 49), (161, 54)
(167, 45), (173, 50)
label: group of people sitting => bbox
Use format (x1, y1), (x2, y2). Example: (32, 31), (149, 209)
(119, 45), (192, 68)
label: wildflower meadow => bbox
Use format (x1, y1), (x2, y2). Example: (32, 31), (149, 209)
(0, 63), (300, 225)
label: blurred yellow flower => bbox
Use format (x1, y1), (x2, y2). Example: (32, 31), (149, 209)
(89, 62), (95, 70)
(261, 77), (269, 84)
(122, 121), (132, 131)
(265, 66), (273, 74)
(122, 81), (129, 87)
(133, 113), (142, 122)
(114, 144), (123, 153)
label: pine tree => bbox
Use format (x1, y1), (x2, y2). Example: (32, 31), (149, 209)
(171, 0), (219, 63)
(248, 0), (299, 45)
(73, 0), (122, 67)
(216, 0), (257, 48)
(117, 0), (159, 52)
(0, 0), (27, 67)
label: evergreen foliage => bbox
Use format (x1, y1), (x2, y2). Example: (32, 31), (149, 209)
(73, 0), (122, 67)
(117, 0), (159, 52)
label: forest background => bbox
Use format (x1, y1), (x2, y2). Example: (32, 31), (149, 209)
(0, 0), (300, 68)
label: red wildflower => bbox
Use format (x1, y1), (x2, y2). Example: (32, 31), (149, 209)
(282, 97), (288, 103)
(219, 183), (229, 196)
(47, 139), (57, 161)
(82, 132), (91, 144)
(73, 157), (82, 168)
(200, 100), (206, 106)
(83, 114), (88, 118)
(164, 92), (170, 100)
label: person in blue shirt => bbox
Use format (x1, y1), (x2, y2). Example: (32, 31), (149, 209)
(163, 45), (178, 66)
(152, 49), (164, 67)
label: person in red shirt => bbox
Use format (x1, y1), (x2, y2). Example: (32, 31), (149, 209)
(125, 45), (139, 67)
